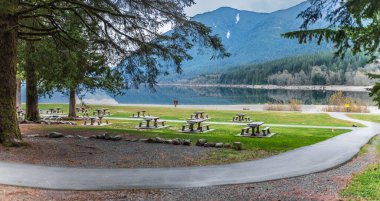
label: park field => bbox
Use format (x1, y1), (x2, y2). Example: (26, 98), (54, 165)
(27, 104), (355, 165)
(36, 104), (361, 127)
(348, 113), (380, 124)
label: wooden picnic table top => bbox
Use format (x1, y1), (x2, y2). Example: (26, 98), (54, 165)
(137, 110), (146, 112)
(247, 122), (264, 127)
(143, 116), (159, 121)
(194, 111), (204, 114)
(187, 119), (207, 124)
(236, 113), (246, 116)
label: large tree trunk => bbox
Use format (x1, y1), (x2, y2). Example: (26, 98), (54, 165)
(25, 42), (40, 121)
(0, 4), (23, 146)
(68, 88), (76, 118)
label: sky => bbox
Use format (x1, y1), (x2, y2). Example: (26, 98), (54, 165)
(185, 0), (306, 16)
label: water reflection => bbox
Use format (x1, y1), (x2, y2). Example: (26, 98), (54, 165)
(112, 86), (373, 105)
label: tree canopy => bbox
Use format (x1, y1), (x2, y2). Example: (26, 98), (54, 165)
(0, 0), (229, 146)
(283, 0), (380, 107)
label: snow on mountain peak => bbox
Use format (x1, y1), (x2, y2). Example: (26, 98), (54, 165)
(235, 13), (240, 24)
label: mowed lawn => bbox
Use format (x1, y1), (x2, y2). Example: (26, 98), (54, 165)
(36, 104), (361, 127)
(349, 114), (380, 124)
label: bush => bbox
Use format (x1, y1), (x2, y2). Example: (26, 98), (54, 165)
(323, 91), (369, 113)
(264, 99), (302, 111)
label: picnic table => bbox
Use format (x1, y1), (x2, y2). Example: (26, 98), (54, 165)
(236, 113), (246, 121)
(233, 113), (251, 122)
(89, 117), (97, 125)
(137, 110), (146, 117)
(48, 108), (56, 114)
(137, 116), (166, 129)
(17, 110), (24, 117)
(142, 116), (159, 128)
(102, 108), (109, 115)
(56, 107), (62, 114)
(183, 118), (209, 132)
(240, 122), (265, 136)
(95, 109), (103, 116)
(193, 111), (205, 119)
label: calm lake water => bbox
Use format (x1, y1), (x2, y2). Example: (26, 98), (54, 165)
(32, 86), (373, 105)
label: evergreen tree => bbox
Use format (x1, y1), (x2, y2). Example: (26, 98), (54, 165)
(282, 0), (380, 107)
(0, 0), (228, 146)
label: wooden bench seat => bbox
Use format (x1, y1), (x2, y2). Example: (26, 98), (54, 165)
(199, 124), (210, 132)
(154, 120), (166, 127)
(241, 127), (251, 135)
(262, 127), (271, 136)
(182, 124), (190, 131)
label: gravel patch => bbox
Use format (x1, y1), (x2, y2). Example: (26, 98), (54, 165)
(0, 137), (212, 168)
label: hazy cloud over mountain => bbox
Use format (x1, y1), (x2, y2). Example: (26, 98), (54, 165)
(185, 0), (306, 16)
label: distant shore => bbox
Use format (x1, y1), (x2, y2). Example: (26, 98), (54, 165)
(158, 83), (372, 92)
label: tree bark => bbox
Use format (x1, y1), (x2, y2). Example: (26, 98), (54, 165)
(25, 42), (40, 121)
(0, 2), (23, 146)
(68, 88), (76, 118)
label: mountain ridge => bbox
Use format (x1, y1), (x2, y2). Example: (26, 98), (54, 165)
(162, 2), (329, 81)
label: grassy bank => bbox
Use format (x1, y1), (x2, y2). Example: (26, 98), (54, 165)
(341, 136), (380, 200)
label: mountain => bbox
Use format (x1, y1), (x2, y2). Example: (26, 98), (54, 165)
(162, 2), (330, 81)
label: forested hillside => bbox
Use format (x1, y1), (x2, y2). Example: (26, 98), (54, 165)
(197, 52), (379, 86)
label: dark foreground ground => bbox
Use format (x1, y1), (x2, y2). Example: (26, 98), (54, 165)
(0, 135), (378, 201)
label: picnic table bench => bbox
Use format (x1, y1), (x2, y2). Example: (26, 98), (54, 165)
(239, 122), (273, 137)
(132, 110), (147, 118)
(241, 122), (264, 136)
(83, 116), (110, 126)
(180, 118), (211, 133)
(137, 116), (167, 129)
(190, 111), (209, 120)
(233, 113), (250, 122)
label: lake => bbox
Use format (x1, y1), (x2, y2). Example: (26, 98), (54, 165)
(31, 86), (373, 105)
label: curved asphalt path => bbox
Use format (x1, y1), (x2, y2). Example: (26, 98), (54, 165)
(0, 113), (379, 190)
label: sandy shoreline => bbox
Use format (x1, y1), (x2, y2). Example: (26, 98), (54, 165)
(158, 83), (372, 92)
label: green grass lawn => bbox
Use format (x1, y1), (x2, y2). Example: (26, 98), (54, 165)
(341, 136), (380, 201)
(349, 114), (380, 124)
(35, 104), (360, 127)
(36, 119), (349, 165)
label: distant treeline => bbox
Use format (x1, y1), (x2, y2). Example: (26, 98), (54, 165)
(206, 52), (379, 86)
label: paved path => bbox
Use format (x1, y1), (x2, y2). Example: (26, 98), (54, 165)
(0, 113), (378, 190)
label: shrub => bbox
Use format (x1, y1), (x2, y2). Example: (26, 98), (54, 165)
(323, 91), (369, 113)
(264, 99), (302, 111)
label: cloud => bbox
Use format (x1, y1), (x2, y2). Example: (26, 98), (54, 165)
(185, 0), (306, 16)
